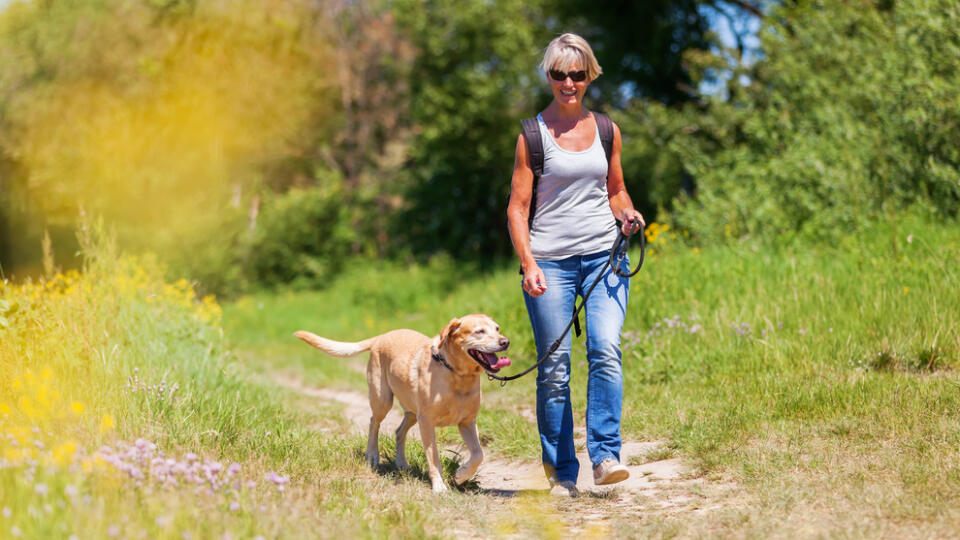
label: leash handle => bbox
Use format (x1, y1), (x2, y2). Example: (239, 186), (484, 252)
(611, 220), (645, 278)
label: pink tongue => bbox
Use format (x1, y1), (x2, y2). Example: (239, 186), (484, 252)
(493, 356), (511, 369)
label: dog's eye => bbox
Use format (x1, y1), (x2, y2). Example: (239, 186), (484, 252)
(474, 328), (486, 334)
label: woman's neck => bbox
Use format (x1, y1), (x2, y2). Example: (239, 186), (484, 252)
(544, 101), (586, 122)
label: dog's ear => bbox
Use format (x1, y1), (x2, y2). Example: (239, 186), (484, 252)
(438, 317), (462, 349)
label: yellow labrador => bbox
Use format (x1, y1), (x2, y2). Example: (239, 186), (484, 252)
(294, 314), (510, 493)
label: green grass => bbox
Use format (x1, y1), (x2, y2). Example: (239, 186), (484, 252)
(224, 212), (960, 536)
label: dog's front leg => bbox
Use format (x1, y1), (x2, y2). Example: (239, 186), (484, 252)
(418, 415), (447, 493)
(455, 421), (484, 485)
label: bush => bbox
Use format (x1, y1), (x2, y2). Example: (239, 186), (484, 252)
(620, 0), (960, 243)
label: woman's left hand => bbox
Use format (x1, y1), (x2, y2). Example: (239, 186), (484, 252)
(620, 209), (645, 235)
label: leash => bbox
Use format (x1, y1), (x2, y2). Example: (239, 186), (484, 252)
(487, 219), (646, 386)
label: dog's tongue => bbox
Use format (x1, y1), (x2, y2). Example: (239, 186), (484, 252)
(492, 356), (511, 369)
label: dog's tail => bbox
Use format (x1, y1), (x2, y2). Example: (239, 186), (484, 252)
(293, 331), (375, 358)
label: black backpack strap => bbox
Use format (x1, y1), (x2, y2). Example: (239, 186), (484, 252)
(520, 117), (544, 231)
(594, 112), (614, 168)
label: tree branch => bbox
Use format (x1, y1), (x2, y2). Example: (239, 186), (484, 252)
(723, 0), (765, 19)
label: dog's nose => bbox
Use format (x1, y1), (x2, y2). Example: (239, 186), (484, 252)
(499, 337), (510, 348)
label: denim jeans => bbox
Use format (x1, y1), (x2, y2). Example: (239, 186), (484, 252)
(523, 250), (630, 483)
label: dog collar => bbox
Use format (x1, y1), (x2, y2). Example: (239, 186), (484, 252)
(431, 347), (455, 372)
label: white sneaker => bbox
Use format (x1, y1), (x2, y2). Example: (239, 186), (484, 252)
(548, 479), (580, 498)
(593, 458), (629, 485)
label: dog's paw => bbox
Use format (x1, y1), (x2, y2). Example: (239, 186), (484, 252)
(395, 457), (409, 471)
(365, 451), (380, 469)
(431, 481), (449, 494)
(454, 468), (474, 485)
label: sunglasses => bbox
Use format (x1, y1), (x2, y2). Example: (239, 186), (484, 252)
(548, 69), (587, 82)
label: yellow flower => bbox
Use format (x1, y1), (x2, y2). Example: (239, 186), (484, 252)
(903, 286), (910, 294)
(71, 401), (85, 414)
(52, 441), (78, 466)
(99, 414), (115, 433)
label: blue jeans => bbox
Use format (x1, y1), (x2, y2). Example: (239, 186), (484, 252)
(523, 250), (630, 483)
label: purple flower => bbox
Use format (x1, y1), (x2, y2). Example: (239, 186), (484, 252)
(265, 472), (290, 488)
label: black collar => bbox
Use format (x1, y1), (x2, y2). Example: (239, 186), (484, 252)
(431, 346), (455, 372)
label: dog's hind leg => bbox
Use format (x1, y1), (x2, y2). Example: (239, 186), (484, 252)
(454, 420), (484, 485)
(394, 410), (417, 471)
(365, 351), (393, 469)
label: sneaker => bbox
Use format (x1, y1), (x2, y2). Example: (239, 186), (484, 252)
(548, 479), (580, 498)
(593, 458), (630, 485)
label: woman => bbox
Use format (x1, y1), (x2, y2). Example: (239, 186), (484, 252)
(506, 33), (644, 497)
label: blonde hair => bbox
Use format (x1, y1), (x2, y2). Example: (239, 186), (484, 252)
(539, 33), (602, 82)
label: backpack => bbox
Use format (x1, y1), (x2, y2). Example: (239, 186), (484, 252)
(520, 112), (615, 231)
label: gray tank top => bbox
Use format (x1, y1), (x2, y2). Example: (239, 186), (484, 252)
(529, 114), (618, 260)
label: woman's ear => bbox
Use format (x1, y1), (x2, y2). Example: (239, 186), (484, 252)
(438, 317), (462, 349)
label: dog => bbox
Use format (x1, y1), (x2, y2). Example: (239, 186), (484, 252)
(294, 314), (511, 493)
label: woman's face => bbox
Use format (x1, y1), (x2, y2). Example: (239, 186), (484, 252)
(549, 62), (589, 107)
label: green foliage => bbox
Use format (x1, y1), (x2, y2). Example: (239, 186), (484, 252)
(551, 0), (711, 106)
(166, 181), (377, 297)
(389, 0), (548, 260)
(637, 0), (960, 241)
(244, 182), (368, 291)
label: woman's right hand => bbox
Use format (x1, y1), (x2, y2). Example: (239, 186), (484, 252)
(522, 263), (548, 297)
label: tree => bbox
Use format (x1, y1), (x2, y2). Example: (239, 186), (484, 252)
(390, 0), (550, 260)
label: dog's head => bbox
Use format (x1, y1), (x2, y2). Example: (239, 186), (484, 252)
(438, 314), (511, 375)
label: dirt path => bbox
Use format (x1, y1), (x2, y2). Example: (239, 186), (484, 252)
(274, 372), (737, 520)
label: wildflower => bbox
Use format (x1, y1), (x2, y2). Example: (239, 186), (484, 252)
(2, 507), (10, 518)
(265, 472), (289, 491)
(34, 483), (48, 496)
(229, 501), (240, 512)
(64, 485), (78, 498)
(11, 526), (22, 537)
(71, 402), (84, 414)
(107, 525), (120, 537)
(798, 329), (807, 336)
(688, 324), (702, 334)
(99, 414), (115, 433)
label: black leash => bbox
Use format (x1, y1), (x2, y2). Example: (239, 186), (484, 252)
(487, 220), (646, 386)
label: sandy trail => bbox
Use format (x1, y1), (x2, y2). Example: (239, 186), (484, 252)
(274, 372), (734, 515)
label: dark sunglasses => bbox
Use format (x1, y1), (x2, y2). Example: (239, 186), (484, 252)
(548, 69), (587, 82)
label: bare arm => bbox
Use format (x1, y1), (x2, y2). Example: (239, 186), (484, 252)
(606, 122), (645, 234)
(506, 134), (547, 296)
